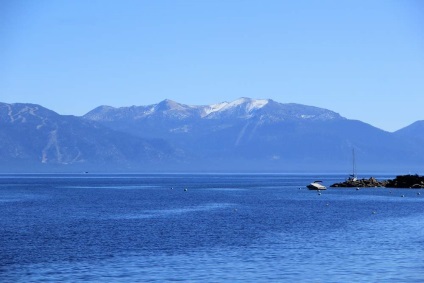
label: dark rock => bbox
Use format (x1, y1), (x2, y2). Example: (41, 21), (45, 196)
(331, 174), (424, 188)
(385, 174), (424, 188)
(330, 177), (388, 188)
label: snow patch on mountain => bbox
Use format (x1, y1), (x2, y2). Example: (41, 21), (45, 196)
(6, 104), (14, 122)
(42, 128), (61, 163)
(246, 99), (269, 112)
(156, 99), (187, 111)
(169, 125), (191, 133)
(201, 102), (229, 117)
(222, 97), (269, 113)
(84, 106), (116, 121)
(0, 103), (58, 125)
(201, 98), (270, 119)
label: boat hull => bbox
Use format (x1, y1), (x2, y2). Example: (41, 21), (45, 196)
(307, 183), (327, 190)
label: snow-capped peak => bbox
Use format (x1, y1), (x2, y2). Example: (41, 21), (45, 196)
(201, 98), (269, 118)
(156, 99), (188, 111)
(224, 98), (269, 112)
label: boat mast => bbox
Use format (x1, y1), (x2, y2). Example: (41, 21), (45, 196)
(352, 148), (356, 178)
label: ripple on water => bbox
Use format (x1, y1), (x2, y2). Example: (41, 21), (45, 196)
(110, 203), (235, 220)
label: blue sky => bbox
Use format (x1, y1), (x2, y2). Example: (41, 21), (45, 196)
(1, 0), (423, 132)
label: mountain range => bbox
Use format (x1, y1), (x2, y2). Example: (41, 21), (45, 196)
(1, 98), (423, 173)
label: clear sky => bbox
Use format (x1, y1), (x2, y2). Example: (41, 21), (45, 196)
(1, 0), (423, 132)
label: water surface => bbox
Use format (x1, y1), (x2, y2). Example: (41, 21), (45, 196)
(0, 174), (423, 282)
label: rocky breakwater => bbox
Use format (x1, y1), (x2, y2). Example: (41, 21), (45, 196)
(330, 177), (388, 188)
(385, 174), (424, 188)
(331, 174), (424, 188)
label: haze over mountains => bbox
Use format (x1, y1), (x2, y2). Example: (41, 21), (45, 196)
(1, 98), (423, 173)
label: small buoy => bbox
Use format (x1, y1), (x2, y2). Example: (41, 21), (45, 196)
(401, 195), (405, 197)
(418, 192), (421, 195)
(318, 192), (321, 196)
(372, 211), (376, 214)
(356, 187), (360, 190)
(171, 187), (174, 190)
(299, 187), (302, 190)
(184, 188), (188, 192)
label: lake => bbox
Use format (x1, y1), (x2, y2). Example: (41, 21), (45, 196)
(0, 173), (423, 282)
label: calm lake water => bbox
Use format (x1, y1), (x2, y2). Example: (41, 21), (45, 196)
(0, 173), (423, 282)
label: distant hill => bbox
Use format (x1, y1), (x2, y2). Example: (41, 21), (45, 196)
(84, 98), (424, 172)
(0, 103), (179, 172)
(1, 98), (423, 172)
(394, 120), (424, 142)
